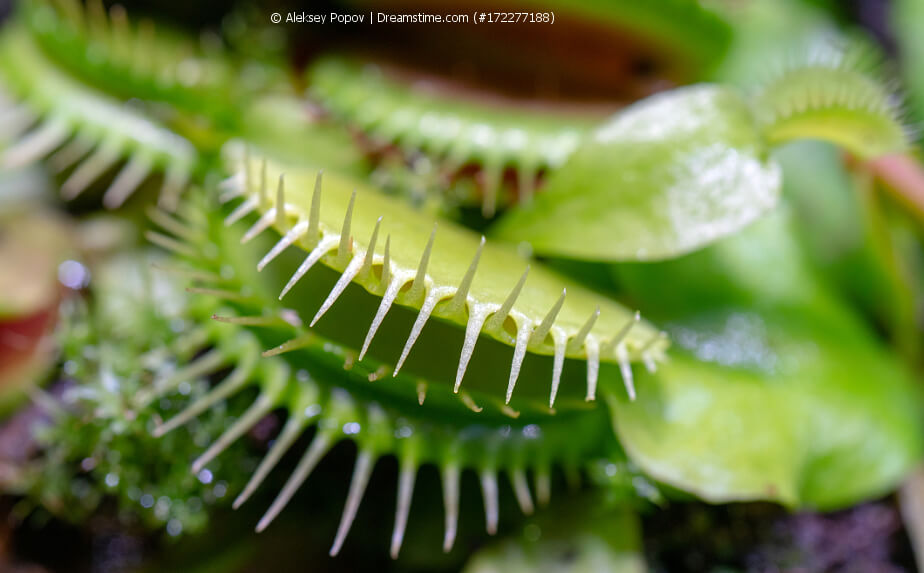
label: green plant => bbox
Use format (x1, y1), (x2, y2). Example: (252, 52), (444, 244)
(0, 0), (921, 569)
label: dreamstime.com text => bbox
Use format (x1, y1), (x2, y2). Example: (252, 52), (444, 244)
(269, 11), (556, 25)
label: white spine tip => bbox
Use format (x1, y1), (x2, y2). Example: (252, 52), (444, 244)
(480, 470), (499, 535)
(390, 463), (417, 560)
(359, 277), (403, 360)
(453, 307), (490, 393)
(511, 469), (535, 515)
(359, 217), (383, 279)
(409, 223), (437, 300)
(617, 345), (636, 401)
(329, 450), (374, 557)
(441, 465), (460, 553)
(310, 255), (363, 327)
(394, 290), (444, 375)
(505, 322), (531, 403)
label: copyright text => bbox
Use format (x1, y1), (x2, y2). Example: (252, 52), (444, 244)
(270, 11), (555, 25)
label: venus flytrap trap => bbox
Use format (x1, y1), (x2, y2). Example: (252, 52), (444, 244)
(217, 143), (667, 408)
(306, 55), (596, 216)
(94, 200), (618, 558)
(21, 0), (243, 127)
(0, 25), (197, 210)
(0, 0), (285, 212)
(19, 0), (286, 131)
(307, 0), (732, 217)
(752, 39), (910, 159)
(694, 1), (924, 354)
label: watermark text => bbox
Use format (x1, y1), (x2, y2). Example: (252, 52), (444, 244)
(269, 11), (555, 25)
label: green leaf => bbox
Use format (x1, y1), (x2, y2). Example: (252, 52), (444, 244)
(491, 85), (781, 261)
(606, 207), (923, 509)
(613, 207), (837, 316)
(604, 308), (922, 509)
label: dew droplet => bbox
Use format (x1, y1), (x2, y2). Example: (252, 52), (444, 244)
(58, 260), (90, 289)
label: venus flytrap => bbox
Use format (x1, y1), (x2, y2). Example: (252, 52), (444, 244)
(0, 0), (921, 568)
(119, 205), (616, 557)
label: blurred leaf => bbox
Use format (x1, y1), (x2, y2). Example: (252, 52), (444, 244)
(614, 208), (829, 314)
(462, 497), (645, 573)
(712, 0), (832, 85)
(605, 308), (922, 509)
(491, 85), (780, 261)
(779, 141), (921, 359)
(607, 207), (923, 509)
